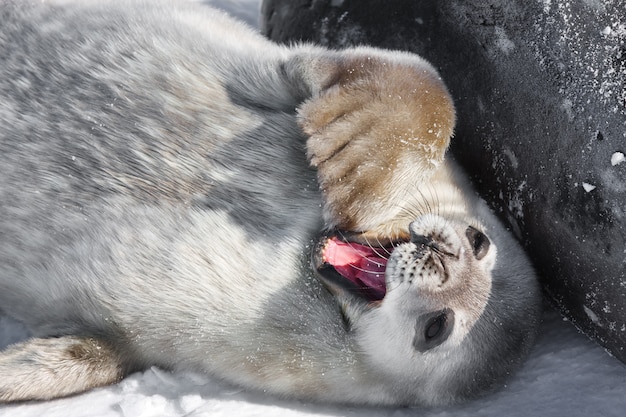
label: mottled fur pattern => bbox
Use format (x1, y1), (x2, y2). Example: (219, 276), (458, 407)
(0, 0), (542, 406)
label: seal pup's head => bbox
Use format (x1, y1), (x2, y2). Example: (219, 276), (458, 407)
(314, 209), (542, 405)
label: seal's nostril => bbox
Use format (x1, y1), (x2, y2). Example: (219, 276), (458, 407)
(409, 221), (432, 246)
(410, 232), (432, 247)
(409, 225), (450, 256)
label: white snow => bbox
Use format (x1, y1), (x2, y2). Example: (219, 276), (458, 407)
(3, 309), (626, 417)
(582, 182), (597, 192)
(583, 305), (601, 324)
(611, 151), (625, 166)
(494, 26), (515, 55)
(2, 1), (626, 416)
(533, 2), (626, 113)
(502, 146), (519, 169)
(561, 98), (575, 121)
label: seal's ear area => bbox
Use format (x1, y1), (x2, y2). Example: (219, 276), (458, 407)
(295, 51), (455, 231)
(0, 336), (128, 402)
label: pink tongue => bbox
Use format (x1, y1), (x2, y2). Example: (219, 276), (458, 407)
(322, 237), (388, 299)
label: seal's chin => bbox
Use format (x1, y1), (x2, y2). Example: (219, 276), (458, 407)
(314, 235), (396, 302)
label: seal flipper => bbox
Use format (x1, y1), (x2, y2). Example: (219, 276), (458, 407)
(0, 336), (127, 402)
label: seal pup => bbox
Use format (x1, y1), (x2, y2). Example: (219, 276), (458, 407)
(0, 0), (542, 406)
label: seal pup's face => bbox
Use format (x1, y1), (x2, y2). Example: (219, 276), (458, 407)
(314, 213), (496, 396)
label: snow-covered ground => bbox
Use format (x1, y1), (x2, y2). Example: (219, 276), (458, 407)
(2, 1), (626, 416)
(3, 308), (626, 417)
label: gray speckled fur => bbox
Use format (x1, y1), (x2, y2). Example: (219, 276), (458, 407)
(0, 0), (541, 406)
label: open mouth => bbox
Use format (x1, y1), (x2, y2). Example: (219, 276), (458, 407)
(314, 235), (395, 302)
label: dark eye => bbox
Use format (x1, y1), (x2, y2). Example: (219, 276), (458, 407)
(413, 309), (455, 352)
(425, 313), (446, 339)
(466, 226), (490, 260)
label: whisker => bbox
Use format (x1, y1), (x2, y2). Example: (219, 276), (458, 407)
(362, 234), (392, 259)
(377, 236), (395, 257)
(335, 230), (394, 263)
(335, 230), (371, 262)
(349, 261), (386, 273)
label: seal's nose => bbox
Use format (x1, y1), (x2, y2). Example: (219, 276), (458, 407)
(408, 220), (454, 257)
(409, 227), (432, 247)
